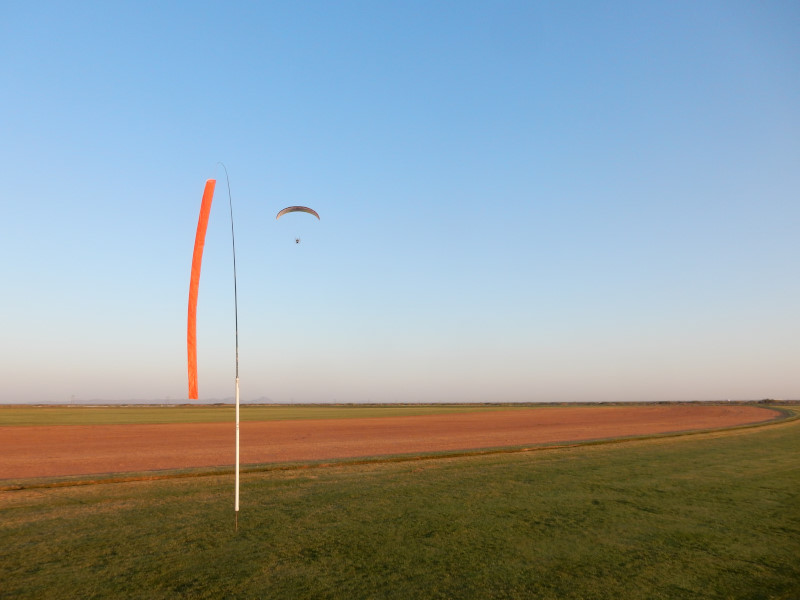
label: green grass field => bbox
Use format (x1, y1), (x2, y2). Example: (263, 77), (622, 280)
(1, 407), (798, 599)
(0, 404), (515, 426)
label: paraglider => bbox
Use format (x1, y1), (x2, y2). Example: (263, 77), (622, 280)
(277, 206), (320, 245)
(276, 206), (320, 220)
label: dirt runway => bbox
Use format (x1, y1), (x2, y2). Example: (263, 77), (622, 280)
(0, 404), (778, 480)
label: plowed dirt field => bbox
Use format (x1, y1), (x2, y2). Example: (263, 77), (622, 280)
(0, 404), (778, 479)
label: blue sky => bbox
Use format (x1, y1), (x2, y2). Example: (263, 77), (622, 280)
(1, 1), (798, 403)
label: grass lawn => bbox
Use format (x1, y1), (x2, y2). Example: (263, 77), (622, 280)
(1, 410), (798, 599)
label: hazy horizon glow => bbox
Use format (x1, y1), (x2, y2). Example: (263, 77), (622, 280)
(1, 2), (798, 403)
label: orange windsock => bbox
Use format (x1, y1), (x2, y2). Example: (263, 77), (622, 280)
(188, 179), (216, 399)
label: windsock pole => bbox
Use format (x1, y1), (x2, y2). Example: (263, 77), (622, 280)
(188, 165), (241, 532)
(219, 163), (241, 533)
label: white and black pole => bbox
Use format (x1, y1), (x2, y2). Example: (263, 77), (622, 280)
(219, 163), (241, 532)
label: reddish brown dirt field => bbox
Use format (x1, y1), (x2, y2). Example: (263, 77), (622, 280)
(0, 404), (778, 480)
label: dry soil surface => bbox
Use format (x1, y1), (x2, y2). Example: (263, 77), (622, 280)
(0, 404), (778, 480)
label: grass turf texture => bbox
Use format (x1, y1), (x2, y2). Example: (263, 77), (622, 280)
(0, 404), (514, 426)
(1, 411), (798, 599)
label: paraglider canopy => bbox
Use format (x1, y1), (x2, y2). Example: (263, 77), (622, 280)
(276, 206), (320, 220)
